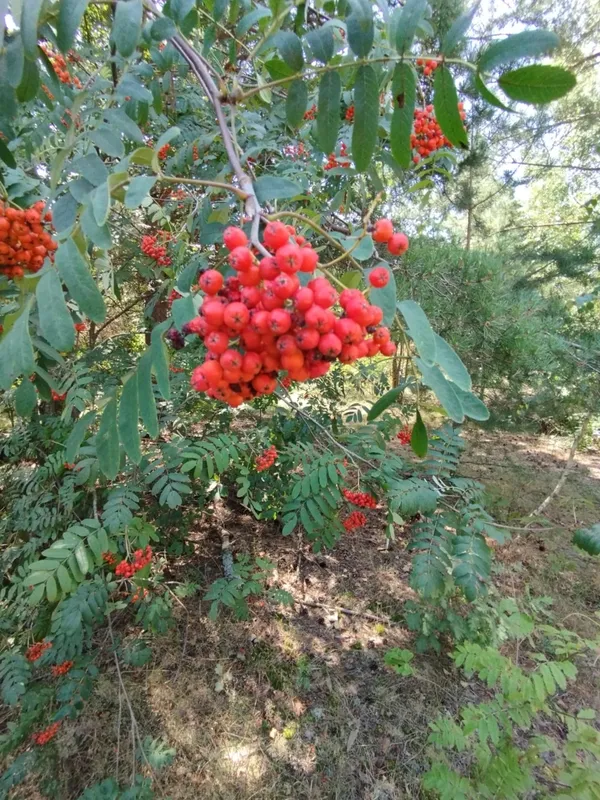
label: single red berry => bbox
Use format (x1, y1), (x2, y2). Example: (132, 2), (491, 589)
(387, 233), (409, 256)
(223, 226), (248, 251)
(369, 266), (389, 288)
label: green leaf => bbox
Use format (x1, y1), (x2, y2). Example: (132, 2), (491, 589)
(97, 396), (120, 480)
(474, 71), (513, 112)
(138, 350), (158, 438)
(125, 176), (157, 209)
(151, 15), (177, 40)
(433, 334), (471, 391)
(119, 373), (142, 464)
(91, 181), (110, 227)
(28, 583), (46, 605)
(65, 410), (97, 462)
(151, 322), (170, 399)
(236, 6), (272, 36)
(56, 564), (72, 593)
(411, 410), (427, 457)
(394, 0), (427, 55)
(0, 137), (16, 169)
(286, 79), (307, 128)
(573, 524), (600, 556)
(441, 2), (480, 55)
(170, 0), (195, 24)
(415, 359), (464, 423)
(254, 176), (302, 202)
(0, 299), (35, 391)
(45, 574), (58, 603)
(305, 26), (334, 63)
(81, 205), (113, 250)
(391, 62), (417, 169)
(452, 386), (489, 421)
(367, 385), (402, 421)
(171, 295), (195, 330)
(367, 263), (396, 326)
(498, 65), (576, 105)
(36, 270), (76, 352)
(14, 379), (37, 417)
(16, 57), (39, 102)
(55, 238), (106, 324)
(340, 270), (362, 288)
(20, 0), (43, 59)
(275, 30), (304, 71)
(479, 30), (560, 72)
(90, 126), (125, 159)
(352, 64), (378, 172)
(317, 71), (341, 154)
(74, 543), (90, 575)
(113, 0), (143, 58)
(433, 66), (468, 148)
(72, 153), (109, 187)
(397, 300), (437, 365)
(346, 0), (374, 58)
(57, 0), (90, 52)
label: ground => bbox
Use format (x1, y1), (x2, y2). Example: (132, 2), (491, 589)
(18, 429), (600, 799)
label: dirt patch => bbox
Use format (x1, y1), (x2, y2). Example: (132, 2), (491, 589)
(18, 429), (600, 799)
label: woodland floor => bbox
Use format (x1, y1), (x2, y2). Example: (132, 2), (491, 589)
(16, 429), (600, 799)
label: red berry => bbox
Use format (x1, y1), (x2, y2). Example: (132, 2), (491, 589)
(229, 246), (253, 272)
(199, 269), (224, 295)
(387, 233), (409, 256)
(372, 219), (394, 243)
(223, 226), (248, 251)
(276, 242), (303, 274)
(263, 221), (290, 251)
(369, 266), (389, 288)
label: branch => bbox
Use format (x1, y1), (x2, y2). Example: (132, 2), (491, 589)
(528, 410), (593, 518)
(94, 293), (148, 338)
(159, 173), (249, 201)
(504, 161), (600, 173)
(499, 220), (594, 232)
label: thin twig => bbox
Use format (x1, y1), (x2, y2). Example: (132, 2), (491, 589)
(298, 599), (394, 624)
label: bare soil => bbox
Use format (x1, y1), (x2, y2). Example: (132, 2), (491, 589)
(27, 429), (600, 799)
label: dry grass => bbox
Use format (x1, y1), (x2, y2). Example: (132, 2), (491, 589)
(12, 428), (600, 799)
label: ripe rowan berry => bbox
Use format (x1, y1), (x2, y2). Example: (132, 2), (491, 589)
(372, 219), (394, 243)
(387, 232), (409, 256)
(223, 226), (248, 251)
(263, 220), (289, 251)
(369, 266), (389, 288)
(199, 269), (224, 295)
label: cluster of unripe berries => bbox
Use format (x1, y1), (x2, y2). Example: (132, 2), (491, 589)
(343, 510), (367, 531)
(51, 660), (74, 677)
(114, 546), (153, 579)
(188, 221), (400, 407)
(255, 445), (277, 472)
(32, 721), (61, 746)
(140, 233), (172, 266)
(0, 201), (57, 279)
(41, 44), (82, 88)
(416, 57), (440, 77)
(397, 425), (412, 445)
(25, 640), (52, 662)
(342, 489), (378, 508)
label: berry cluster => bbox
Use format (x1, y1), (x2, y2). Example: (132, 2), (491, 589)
(283, 142), (308, 160)
(158, 143), (171, 160)
(51, 660), (74, 677)
(345, 105), (355, 122)
(303, 104), (317, 120)
(40, 44), (82, 88)
(411, 104), (465, 163)
(192, 144), (199, 161)
(25, 641), (52, 662)
(51, 390), (66, 401)
(115, 546), (153, 579)
(166, 327), (185, 350)
(131, 587), (149, 603)
(102, 551), (118, 567)
(416, 57), (440, 77)
(32, 721), (61, 746)
(140, 233), (172, 266)
(324, 143), (350, 171)
(0, 201), (57, 279)
(63, 462), (75, 470)
(371, 219), (410, 256)
(343, 510), (367, 531)
(255, 445), (277, 472)
(74, 321), (86, 332)
(342, 489), (377, 508)
(188, 223), (398, 407)
(397, 425), (412, 445)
